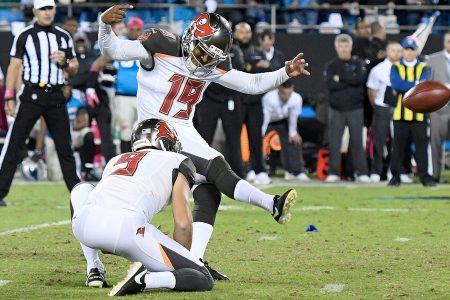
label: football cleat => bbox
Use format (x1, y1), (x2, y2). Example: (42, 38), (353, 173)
(109, 262), (147, 297)
(201, 259), (229, 281)
(86, 268), (108, 288)
(272, 189), (298, 224)
(0, 199), (6, 207)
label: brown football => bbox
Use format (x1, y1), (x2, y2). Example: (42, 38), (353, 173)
(402, 81), (450, 113)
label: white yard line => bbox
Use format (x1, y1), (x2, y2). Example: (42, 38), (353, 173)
(320, 284), (345, 293)
(259, 235), (278, 241)
(347, 208), (427, 212)
(0, 280), (11, 287)
(394, 237), (412, 242)
(0, 220), (70, 237)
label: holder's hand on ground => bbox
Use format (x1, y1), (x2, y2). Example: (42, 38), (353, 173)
(86, 88), (100, 108)
(101, 4), (133, 24)
(285, 53), (310, 77)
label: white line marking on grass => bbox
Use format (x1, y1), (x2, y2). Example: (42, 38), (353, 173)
(0, 280), (11, 287)
(259, 235), (278, 241)
(218, 205), (243, 211)
(0, 220), (70, 237)
(320, 284), (345, 293)
(347, 208), (427, 212)
(296, 206), (336, 211)
(394, 237), (412, 242)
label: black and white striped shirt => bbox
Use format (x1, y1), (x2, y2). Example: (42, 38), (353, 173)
(10, 22), (75, 86)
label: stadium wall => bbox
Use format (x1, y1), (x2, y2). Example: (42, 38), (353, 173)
(0, 33), (443, 104)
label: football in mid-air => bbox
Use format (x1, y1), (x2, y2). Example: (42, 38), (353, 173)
(402, 80), (450, 113)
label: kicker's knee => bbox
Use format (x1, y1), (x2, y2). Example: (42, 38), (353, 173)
(192, 183), (221, 225)
(205, 156), (240, 199)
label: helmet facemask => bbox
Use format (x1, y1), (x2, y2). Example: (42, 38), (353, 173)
(181, 13), (232, 77)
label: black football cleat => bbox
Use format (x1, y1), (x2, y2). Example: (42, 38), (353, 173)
(272, 189), (298, 224)
(109, 262), (147, 296)
(0, 199), (6, 207)
(86, 268), (108, 288)
(388, 177), (401, 187)
(201, 259), (229, 281)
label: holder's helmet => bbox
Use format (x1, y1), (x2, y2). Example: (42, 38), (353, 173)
(131, 119), (181, 153)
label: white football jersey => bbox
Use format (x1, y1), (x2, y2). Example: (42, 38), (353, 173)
(136, 28), (230, 125)
(87, 150), (195, 221)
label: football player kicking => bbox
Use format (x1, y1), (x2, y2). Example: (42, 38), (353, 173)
(93, 4), (310, 281)
(71, 119), (214, 296)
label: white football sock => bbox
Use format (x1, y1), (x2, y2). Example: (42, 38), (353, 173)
(80, 243), (102, 274)
(144, 272), (176, 289)
(190, 222), (213, 260)
(233, 179), (274, 212)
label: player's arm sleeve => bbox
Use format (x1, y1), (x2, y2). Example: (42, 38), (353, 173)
(288, 97), (301, 137)
(65, 35), (76, 60)
(172, 158), (196, 189)
(390, 64), (415, 92)
(98, 20), (148, 60)
(215, 67), (290, 95)
(10, 32), (27, 59)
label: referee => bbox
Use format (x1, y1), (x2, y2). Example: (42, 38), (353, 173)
(0, 0), (80, 207)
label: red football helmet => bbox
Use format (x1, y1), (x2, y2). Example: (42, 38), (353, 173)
(181, 13), (233, 77)
(131, 119), (181, 153)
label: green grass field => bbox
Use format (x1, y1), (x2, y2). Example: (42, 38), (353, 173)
(0, 183), (449, 299)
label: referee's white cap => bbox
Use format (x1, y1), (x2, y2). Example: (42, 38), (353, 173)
(34, 0), (56, 9)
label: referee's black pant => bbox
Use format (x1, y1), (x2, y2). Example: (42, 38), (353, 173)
(390, 120), (430, 182)
(0, 87), (80, 200)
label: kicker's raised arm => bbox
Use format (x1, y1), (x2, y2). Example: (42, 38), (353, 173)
(215, 52), (310, 95)
(98, 5), (148, 61)
(217, 67), (290, 94)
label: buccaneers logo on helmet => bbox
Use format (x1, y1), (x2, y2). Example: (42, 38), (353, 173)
(191, 13), (214, 38)
(156, 121), (177, 143)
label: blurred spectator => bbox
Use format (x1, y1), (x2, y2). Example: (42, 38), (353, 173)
(352, 18), (372, 62)
(112, 21), (127, 38)
(390, 0), (420, 27)
(323, 34), (370, 183)
(369, 22), (387, 67)
(366, 41), (402, 182)
(427, 31), (450, 183)
(388, 37), (435, 186)
(234, 22), (271, 184)
(45, 88), (98, 181)
(62, 16), (79, 37)
(259, 29), (285, 69)
(245, 0), (267, 28)
(88, 17), (143, 155)
(216, 0), (245, 26)
(195, 44), (245, 177)
(283, 0), (320, 27)
(262, 80), (310, 181)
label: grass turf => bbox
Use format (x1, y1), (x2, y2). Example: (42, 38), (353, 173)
(0, 183), (449, 299)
